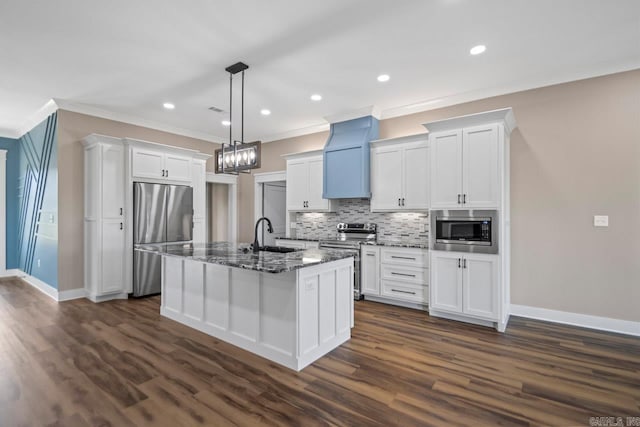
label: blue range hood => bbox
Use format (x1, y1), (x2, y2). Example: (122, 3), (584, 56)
(322, 115), (379, 199)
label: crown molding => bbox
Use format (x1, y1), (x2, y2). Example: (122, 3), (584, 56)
(323, 105), (381, 124)
(54, 99), (226, 144)
(261, 123), (330, 143)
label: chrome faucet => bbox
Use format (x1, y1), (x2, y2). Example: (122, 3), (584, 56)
(253, 217), (273, 253)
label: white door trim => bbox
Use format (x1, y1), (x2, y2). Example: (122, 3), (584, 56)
(0, 149), (6, 272)
(206, 172), (238, 243)
(253, 171), (287, 233)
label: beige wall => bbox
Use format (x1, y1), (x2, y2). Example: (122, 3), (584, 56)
(208, 183), (229, 242)
(57, 110), (219, 292)
(239, 70), (640, 322)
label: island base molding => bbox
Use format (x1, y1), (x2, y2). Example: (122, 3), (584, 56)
(161, 256), (354, 371)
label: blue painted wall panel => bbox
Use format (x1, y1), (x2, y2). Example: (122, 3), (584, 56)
(0, 137), (20, 269)
(15, 113), (58, 288)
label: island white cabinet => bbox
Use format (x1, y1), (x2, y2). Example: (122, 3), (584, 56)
(361, 245), (428, 308)
(83, 135), (128, 301)
(160, 255), (354, 371)
(370, 135), (429, 212)
(284, 150), (335, 212)
(429, 124), (499, 209)
(430, 251), (499, 321)
(132, 147), (192, 183)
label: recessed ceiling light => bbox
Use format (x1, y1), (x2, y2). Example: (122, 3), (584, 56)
(470, 45), (486, 55)
(221, 120), (231, 126)
(260, 109), (271, 116)
(377, 74), (390, 82)
(163, 102), (175, 110)
(310, 94), (322, 101)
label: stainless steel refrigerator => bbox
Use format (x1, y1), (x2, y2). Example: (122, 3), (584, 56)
(133, 182), (193, 297)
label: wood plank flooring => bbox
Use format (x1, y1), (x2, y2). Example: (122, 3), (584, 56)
(0, 276), (638, 426)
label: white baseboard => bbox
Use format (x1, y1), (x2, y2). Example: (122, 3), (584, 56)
(59, 287), (88, 301)
(510, 304), (640, 337)
(0, 269), (86, 302)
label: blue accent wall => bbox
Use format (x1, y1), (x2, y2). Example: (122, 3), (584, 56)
(0, 136), (20, 269)
(13, 113), (58, 288)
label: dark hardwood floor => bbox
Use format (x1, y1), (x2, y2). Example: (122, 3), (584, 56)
(0, 277), (638, 426)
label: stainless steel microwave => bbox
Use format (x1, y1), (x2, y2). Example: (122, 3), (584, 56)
(431, 210), (498, 254)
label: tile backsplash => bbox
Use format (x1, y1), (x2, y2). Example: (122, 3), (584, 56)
(294, 199), (429, 245)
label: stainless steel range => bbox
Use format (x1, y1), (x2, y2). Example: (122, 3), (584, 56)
(319, 223), (377, 300)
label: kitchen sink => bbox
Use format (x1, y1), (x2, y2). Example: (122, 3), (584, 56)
(240, 245), (300, 254)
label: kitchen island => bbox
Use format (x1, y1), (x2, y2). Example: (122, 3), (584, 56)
(136, 243), (355, 371)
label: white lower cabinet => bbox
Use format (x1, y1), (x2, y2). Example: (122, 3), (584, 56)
(361, 246), (428, 307)
(430, 251), (499, 321)
(360, 246), (379, 295)
(101, 220), (126, 294)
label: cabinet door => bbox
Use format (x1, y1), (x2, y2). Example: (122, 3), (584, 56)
(164, 154), (192, 183)
(402, 144), (429, 210)
(462, 124), (499, 208)
(101, 220), (125, 294)
(430, 252), (463, 313)
(286, 159), (308, 211)
(370, 147), (403, 211)
(101, 144), (125, 219)
(307, 157), (327, 210)
(462, 253), (499, 320)
(361, 246), (379, 295)
(132, 148), (164, 180)
(430, 130), (463, 209)
(192, 160), (206, 219)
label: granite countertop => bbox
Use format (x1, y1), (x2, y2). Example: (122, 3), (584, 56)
(361, 241), (430, 249)
(135, 242), (354, 274)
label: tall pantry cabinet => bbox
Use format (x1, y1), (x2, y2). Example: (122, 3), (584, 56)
(424, 108), (516, 332)
(83, 135), (211, 302)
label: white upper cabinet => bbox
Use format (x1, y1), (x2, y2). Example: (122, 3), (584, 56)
(429, 124), (500, 209)
(284, 151), (335, 212)
(131, 147), (192, 184)
(370, 136), (429, 212)
(101, 144), (125, 219)
(462, 125), (499, 208)
(429, 130), (463, 209)
(371, 147), (403, 210)
(164, 154), (193, 182)
(131, 148), (164, 180)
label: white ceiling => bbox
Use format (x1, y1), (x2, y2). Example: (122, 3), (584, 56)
(1, 0), (638, 141)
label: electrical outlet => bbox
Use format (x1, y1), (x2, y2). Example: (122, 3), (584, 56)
(420, 223), (427, 233)
(594, 215), (609, 227)
(290, 222), (297, 229)
(37, 259), (41, 268)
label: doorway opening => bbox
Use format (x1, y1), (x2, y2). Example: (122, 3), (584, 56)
(205, 173), (238, 243)
(254, 171), (287, 247)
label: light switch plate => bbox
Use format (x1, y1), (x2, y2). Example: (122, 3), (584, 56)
(594, 215), (609, 227)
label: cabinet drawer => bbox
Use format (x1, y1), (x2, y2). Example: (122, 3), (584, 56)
(380, 247), (428, 267)
(380, 265), (427, 285)
(381, 280), (428, 304)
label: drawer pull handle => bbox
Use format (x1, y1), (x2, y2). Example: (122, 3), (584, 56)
(391, 272), (416, 278)
(391, 288), (416, 295)
(366, 253), (375, 256)
(391, 256), (416, 260)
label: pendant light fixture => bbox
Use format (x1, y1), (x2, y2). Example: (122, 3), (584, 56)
(215, 61), (261, 174)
